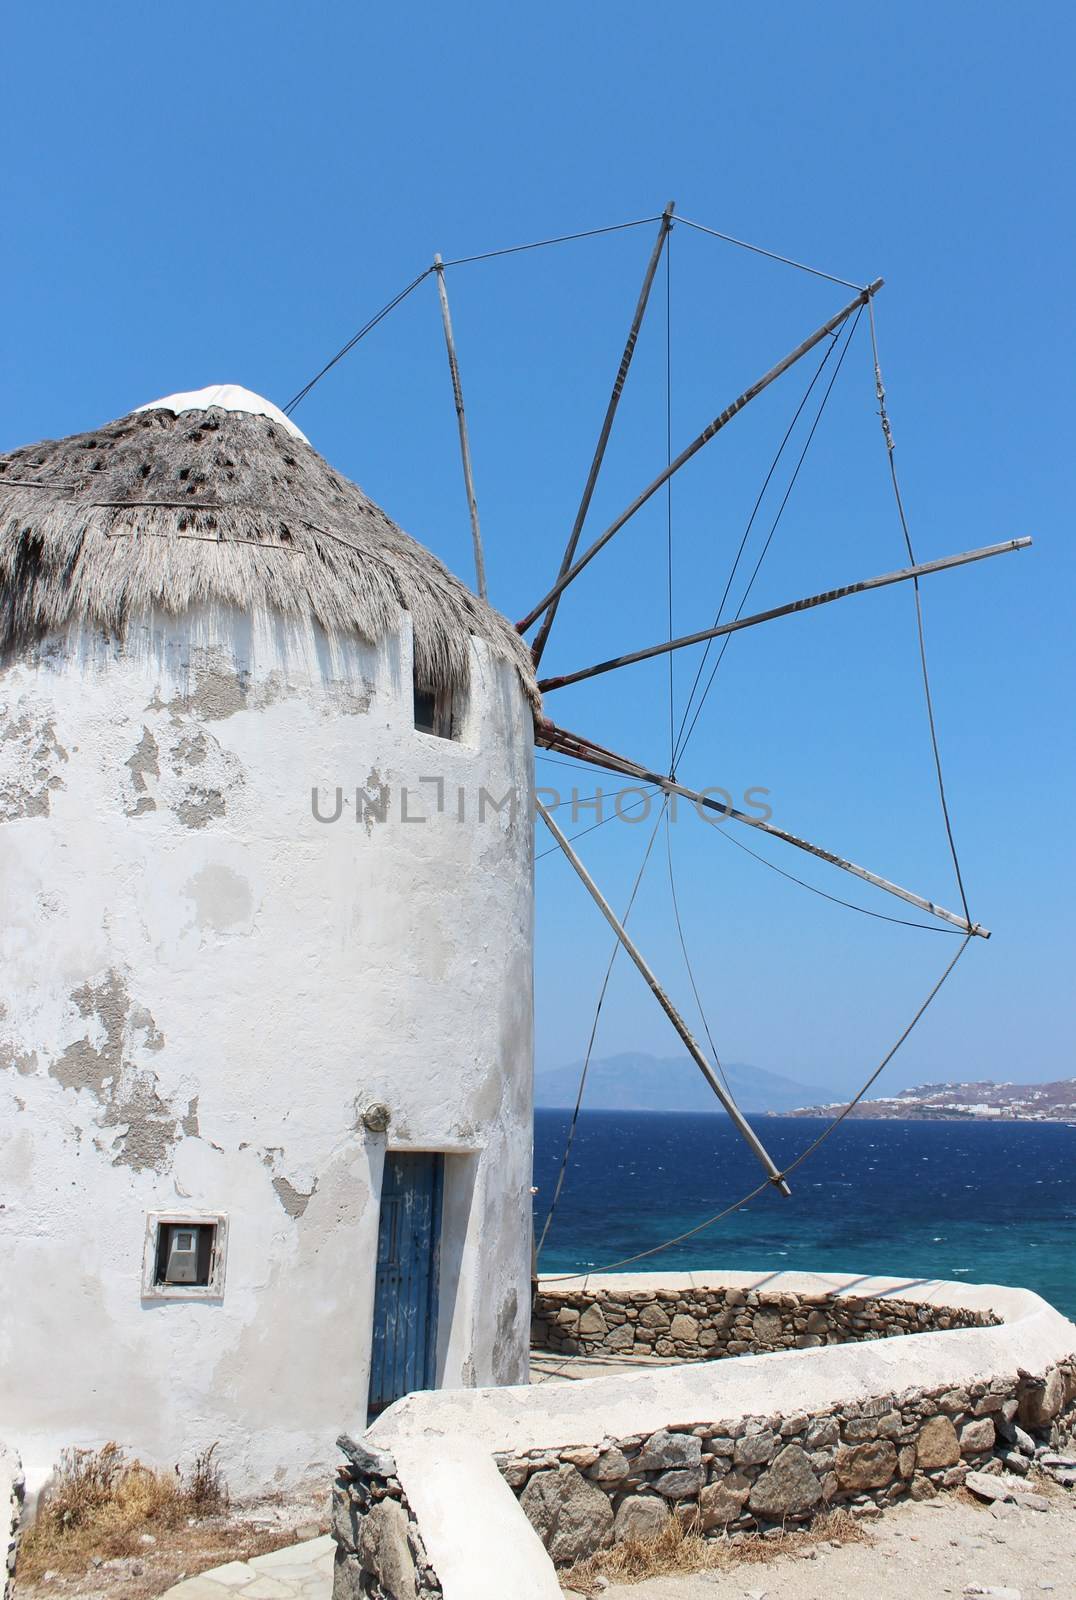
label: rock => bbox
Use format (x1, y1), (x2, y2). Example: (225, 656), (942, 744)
(355, 1499), (417, 1596)
(806, 1310), (829, 1335)
(835, 1440), (898, 1491)
(897, 1445), (916, 1479)
(752, 1311), (783, 1343)
(998, 1451), (1029, 1476)
(636, 1430), (701, 1472)
(1041, 1452), (1076, 1469)
(613, 1492), (669, 1542)
(638, 1304), (671, 1330)
(843, 1417), (882, 1443)
(578, 1304), (608, 1338)
(1011, 1489), (1049, 1513)
(734, 1430), (777, 1467)
(962, 1588), (1022, 1599)
(960, 1419), (996, 1455)
(804, 1418), (839, 1450)
(748, 1445), (822, 1518)
(698, 1470), (751, 1529)
(606, 1324), (635, 1352)
(916, 1416), (960, 1470)
(336, 1433), (396, 1479)
(589, 1447), (629, 1482)
(965, 1471), (1017, 1503)
(2, 1447), (24, 1600)
(669, 1314), (699, 1342)
(519, 1465), (614, 1565)
(1014, 1427), (1037, 1457)
(652, 1467), (703, 1499)
(1019, 1369), (1063, 1429)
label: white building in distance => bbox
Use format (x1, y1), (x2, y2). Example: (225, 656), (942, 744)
(0, 387), (537, 1492)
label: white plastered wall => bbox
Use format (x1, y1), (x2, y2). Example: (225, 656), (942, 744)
(0, 604), (534, 1494)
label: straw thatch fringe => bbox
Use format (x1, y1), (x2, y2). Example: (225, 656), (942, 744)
(0, 406), (539, 709)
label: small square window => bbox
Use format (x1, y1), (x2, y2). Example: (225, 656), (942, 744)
(142, 1212), (227, 1300)
(413, 674), (457, 740)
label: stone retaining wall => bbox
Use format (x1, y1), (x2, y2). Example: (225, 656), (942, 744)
(332, 1436), (442, 1600)
(532, 1284), (996, 1361)
(332, 1273), (1076, 1600)
(2, 1445), (23, 1600)
(497, 1360), (1076, 1568)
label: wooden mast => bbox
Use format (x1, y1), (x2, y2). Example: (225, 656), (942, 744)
(434, 253), (488, 601)
(538, 538), (1032, 691)
(538, 722), (990, 938)
(517, 279), (884, 633)
(530, 202), (676, 667)
(537, 798), (792, 1195)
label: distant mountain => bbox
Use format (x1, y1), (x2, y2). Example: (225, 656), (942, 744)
(534, 1051), (831, 1115)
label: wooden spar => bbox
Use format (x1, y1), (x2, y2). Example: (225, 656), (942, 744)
(530, 202), (676, 668)
(536, 797), (792, 1196)
(517, 278), (884, 633)
(434, 253), (488, 602)
(539, 538), (1033, 691)
(537, 721), (990, 938)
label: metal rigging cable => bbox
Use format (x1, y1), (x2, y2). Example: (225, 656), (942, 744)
(675, 216), (865, 292)
(673, 307), (864, 768)
(535, 798), (671, 1257)
(867, 299), (972, 928)
(669, 333), (842, 766)
(283, 269), (434, 415)
(540, 931), (973, 1280)
(283, 216), (662, 415)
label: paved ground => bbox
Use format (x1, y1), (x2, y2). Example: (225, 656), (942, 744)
(590, 1490), (1076, 1599)
(531, 1351), (677, 1384)
(161, 1535), (333, 1600)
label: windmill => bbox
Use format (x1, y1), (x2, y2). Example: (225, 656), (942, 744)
(295, 206), (1028, 1259)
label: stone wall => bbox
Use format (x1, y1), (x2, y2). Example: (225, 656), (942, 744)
(1, 1444), (23, 1600)
(498, 1360), (1076, 1569)
(331, 1273), (1076, 1600)
(332, 1436), (443, 1600)
(532, 1284), (996, 1361)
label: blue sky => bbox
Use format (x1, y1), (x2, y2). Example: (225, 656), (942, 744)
(3, 4), (1072, 1095)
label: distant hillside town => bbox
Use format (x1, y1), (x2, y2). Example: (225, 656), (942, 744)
(780, 1079), (1076, 1122)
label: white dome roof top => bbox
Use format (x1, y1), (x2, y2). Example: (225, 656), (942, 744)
(134, 384), (308, 444)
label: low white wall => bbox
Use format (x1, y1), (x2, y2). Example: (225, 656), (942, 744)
(354, 1271), (1076, 1600)
(0, 606), (534, 1495)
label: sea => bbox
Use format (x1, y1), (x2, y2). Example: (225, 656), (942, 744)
(533, 1110), (1076, 1320)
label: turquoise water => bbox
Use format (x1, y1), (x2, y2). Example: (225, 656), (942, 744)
(533, 1110), (1076, 1319)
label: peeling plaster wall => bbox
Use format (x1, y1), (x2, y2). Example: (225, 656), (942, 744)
(0, 605), (534, 1494)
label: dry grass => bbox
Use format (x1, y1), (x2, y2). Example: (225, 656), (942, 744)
(17, 1442), (230, 1583)
(560, 1506), (868, 1595)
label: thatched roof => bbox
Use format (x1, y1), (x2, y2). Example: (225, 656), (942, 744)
(0, 388), (538, 708)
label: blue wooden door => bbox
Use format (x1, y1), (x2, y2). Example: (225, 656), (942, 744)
(368, 1152), (443, 1417)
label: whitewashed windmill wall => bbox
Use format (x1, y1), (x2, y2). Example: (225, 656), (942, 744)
(0, 390), (536, 1493)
